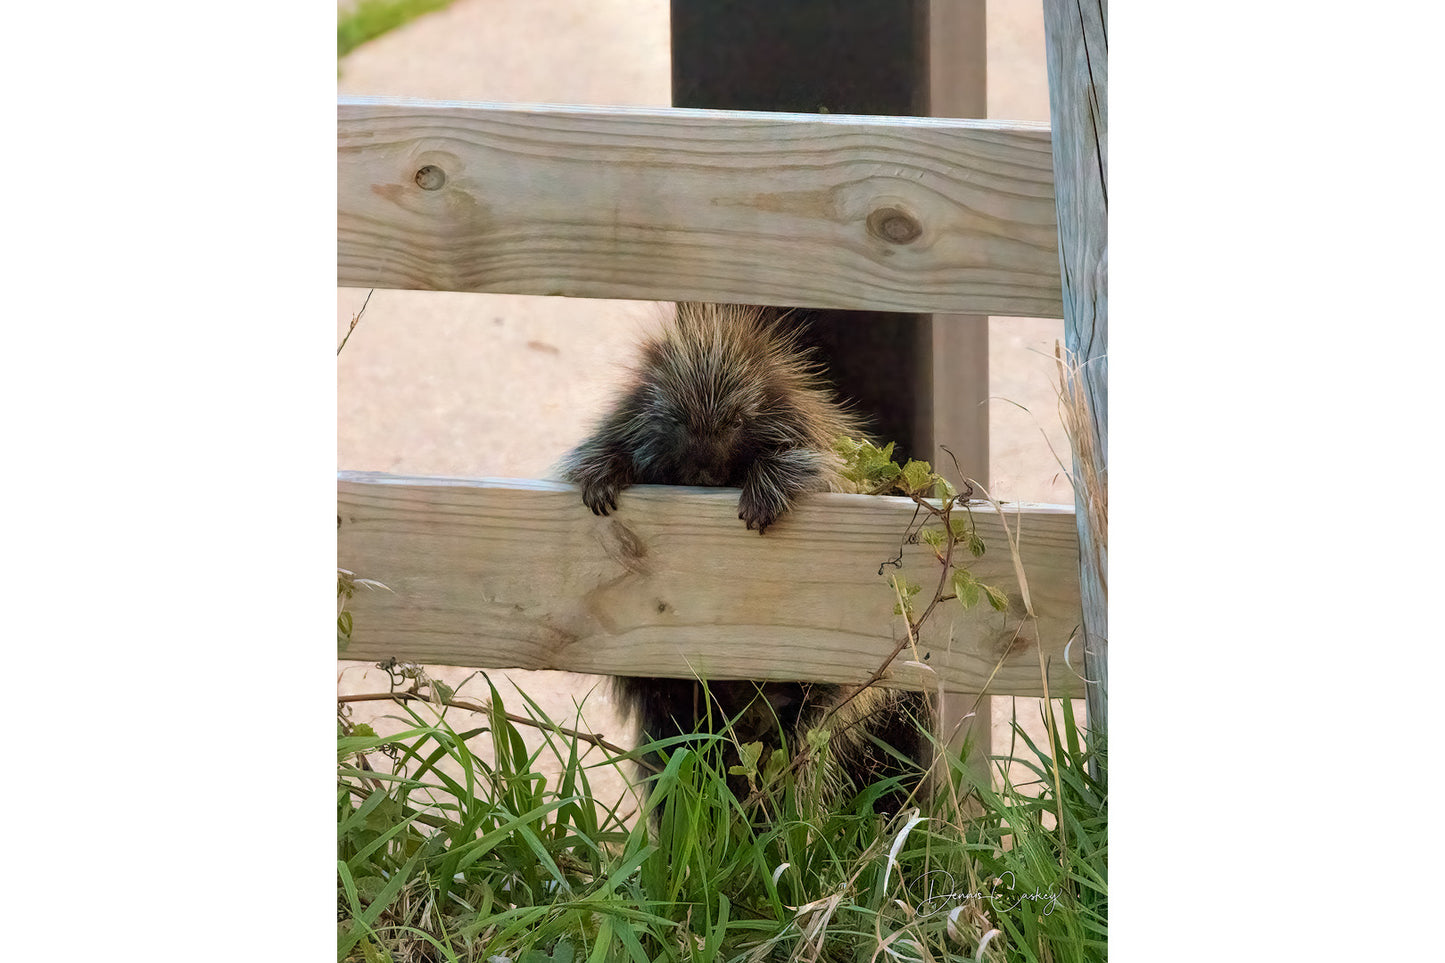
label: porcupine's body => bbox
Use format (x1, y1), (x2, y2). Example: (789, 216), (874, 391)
(560, 302), (931, 812)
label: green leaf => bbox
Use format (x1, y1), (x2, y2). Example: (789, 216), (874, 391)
(838, 436), (905, 488)
(953, 570), (981, 610)
(355, 874), (387, 901)
(735, 741), (762, 772)
(364, 797), (405, 833)
(920, 527), (944, 549)
(891, 577), (922, 616)
(948, 518), (986, 558)
(900, 459), (935, 494)
(702, 893), (731, 960)
(761, 746), (788, 783)
(983, 584), (1010, 612)
(337, 860), (362, 917)
(849, 439), (895, 482)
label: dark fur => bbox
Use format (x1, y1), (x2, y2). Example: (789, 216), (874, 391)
(560, 302), (858, 533)
(561, 302), (931, 813)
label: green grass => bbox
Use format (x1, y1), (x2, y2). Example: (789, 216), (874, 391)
(337, 678), (1106, 962)
(338, 0), (457, 59)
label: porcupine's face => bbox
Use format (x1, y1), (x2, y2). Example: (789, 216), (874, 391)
(632, 347), (770, 488)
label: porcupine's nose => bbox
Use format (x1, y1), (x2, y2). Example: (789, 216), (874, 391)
(690, 436), (733, 486)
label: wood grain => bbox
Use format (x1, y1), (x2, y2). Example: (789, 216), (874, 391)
(1044, 0), (1108, 737)
(338, 473), (1083, 699)
(928, 0), (994, 768)
(338, 97), (1062, 318)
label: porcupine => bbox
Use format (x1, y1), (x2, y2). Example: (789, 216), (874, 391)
(560, 302), (932, 814)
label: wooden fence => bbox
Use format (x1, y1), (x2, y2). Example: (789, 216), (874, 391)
(338, 1), (1106, 731)
(338, 99), (1060, 317)
(339, 473), (1079, 698)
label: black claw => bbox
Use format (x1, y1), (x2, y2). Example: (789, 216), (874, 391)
(738, 510), (773, 533)
(581, 483), (621, 516)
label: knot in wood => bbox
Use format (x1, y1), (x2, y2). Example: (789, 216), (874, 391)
(598, 519), (651, 576)
(867, 206), (922, 245)
(414, 165), (446, 191)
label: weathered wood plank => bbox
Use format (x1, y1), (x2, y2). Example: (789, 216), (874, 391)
(1044, 0), (1108, 739)
(337, 473), (1081, 699)
(337, 97), (1062, 318)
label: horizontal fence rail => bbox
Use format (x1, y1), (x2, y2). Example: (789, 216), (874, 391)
(338, 97), (1062, 318)
(338, 473), (1082, 698)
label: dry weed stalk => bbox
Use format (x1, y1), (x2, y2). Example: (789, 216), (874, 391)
(1054, 341), (1107, 783)
(1054, 343), (1106, 594)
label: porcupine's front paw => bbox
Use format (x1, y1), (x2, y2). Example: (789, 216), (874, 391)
(738, 483), (789, 535)
(578, 473), (625, 516)
(569, 454), (631, 516)
(738, 450), (820, 534)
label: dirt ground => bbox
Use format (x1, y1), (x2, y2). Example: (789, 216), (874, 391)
(337, 0), (1078, 810)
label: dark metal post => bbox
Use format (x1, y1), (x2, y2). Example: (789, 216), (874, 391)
(670, 0), (933, 462)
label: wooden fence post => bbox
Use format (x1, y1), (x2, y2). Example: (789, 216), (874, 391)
(929, 0), (994, 786)
(1042, 0), (1108, 754)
